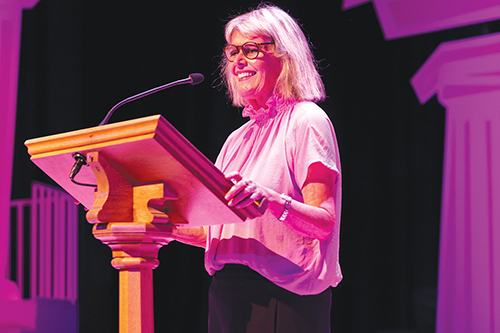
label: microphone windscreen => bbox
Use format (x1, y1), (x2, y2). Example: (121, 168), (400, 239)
(189, 73), (204, 85)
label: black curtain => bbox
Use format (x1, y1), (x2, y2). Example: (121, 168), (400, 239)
(13, 0), (500, 332)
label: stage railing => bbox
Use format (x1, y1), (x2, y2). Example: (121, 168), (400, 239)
(9, 182), (78, 303)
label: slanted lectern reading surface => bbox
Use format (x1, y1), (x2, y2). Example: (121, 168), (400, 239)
(25, 115), (261, 333)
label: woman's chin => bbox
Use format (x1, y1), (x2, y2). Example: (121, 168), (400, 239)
(237, 89), (258, 102)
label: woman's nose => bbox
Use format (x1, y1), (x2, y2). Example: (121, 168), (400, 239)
(234, 49), (247, 64)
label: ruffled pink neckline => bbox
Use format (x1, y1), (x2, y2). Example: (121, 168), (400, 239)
(242, 95), (297, 122)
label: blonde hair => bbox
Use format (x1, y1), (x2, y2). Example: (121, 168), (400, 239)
(221, 4), (326, 107)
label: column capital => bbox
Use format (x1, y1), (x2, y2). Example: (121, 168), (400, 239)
(411, 32), (500, 105)
(93, 222), (173, 270)
(0, 0), (39, 10)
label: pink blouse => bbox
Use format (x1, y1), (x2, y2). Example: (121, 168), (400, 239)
(205, 95), (342, 295)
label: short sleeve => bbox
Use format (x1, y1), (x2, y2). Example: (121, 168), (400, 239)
(286, 102), (340, 190)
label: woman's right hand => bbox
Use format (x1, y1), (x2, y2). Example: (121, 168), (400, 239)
(169, 225), (208, 248)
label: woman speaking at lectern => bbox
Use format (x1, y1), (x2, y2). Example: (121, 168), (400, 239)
(171, 4), (342, 332)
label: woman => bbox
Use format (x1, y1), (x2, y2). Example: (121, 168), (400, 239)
(172, 4), (342, 332)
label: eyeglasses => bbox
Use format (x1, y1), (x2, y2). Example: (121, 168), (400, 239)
(223, 42), (275, 62)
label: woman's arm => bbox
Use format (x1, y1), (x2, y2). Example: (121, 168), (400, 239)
(225, 162), (336, 241)
(169, 226), (208, 248)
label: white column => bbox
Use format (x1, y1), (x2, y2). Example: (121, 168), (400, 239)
(412, 31), (500, 333)
(0, 0), (39, 331)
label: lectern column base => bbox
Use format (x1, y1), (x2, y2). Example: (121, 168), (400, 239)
(118, 266), (155, 333)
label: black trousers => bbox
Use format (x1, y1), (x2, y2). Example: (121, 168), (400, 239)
(208, 264), (332, 333)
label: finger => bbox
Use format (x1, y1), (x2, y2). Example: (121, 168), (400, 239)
(229, 191), (254, 207)
(226, 171), (243, 184)
(225, 180), (249, 201)
(232, 191), (264, 208)
(228, 186), (263, 208)
(233, 197), (254, 208)
(226, 181), (253, 206)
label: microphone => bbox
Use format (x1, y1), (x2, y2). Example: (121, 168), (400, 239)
(98, 73), (204, 126)
(69, 152), (96, 187)
(68, 73), (204, 188)
(189, 73), (204, 85)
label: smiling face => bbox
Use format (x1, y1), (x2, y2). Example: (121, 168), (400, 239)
(228, 30), (283, 110)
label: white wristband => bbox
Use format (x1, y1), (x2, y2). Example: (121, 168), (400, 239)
(276, 194), (292, 222)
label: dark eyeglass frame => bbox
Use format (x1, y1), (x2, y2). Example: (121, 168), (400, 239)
(223, 42), (275, 62)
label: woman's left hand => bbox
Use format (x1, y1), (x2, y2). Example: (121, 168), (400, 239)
(224, 171), (270, 211)
(224, 164), (337, 240)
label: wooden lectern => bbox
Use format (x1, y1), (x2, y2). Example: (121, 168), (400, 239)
(25, 115), (260, 332)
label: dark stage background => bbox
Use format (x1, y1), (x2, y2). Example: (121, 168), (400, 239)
(12, 0), (500, 332)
